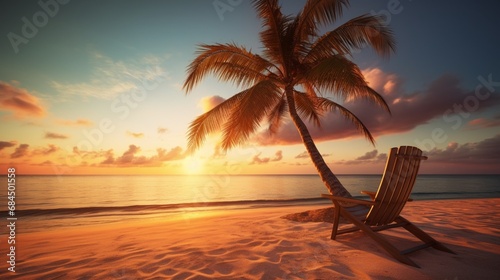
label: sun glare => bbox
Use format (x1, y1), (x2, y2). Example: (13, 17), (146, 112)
(183, 156), (205, 174)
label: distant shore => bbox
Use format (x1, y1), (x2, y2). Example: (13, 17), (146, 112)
(2, 198), (499, 279)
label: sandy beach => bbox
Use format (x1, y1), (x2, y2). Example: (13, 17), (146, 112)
(2, 198), (499, 279)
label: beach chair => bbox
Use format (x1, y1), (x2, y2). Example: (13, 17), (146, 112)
(321, 146), (455, 267)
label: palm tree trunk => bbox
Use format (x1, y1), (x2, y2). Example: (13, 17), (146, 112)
(285, 88), (352, 198)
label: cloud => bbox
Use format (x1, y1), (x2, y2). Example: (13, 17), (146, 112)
(250, 150), (283, 164)
(57, 118), (93, 127)
(100, 145), (149, 166)
(210, 144), (227, 159)
(337, 149), (387, 165)
(10, 144), (29, 158)
(73, 147), (113, 160)
(156, 146), (185, 161)
(33, 144), (59, 155)
(356, 150), (379, 160)
(51, 52), (168, 100)
(116, 145), (141, 164)
(100, 153), (115, 165)
(34, 160), (54, 166)
(334, 135), (500, 169)
(295, 151), (331, 159)
(199, 95), (226, 112)
(0, 141), (16, 151)
(0, 81), (46, 118)
(253, 69), (500, 146)
(362, 68), (402, 97)
(127, 131), (144, 138)
(157, 127), (168, 134)
(467, 116), (500, 129)
(45, 132), (69, 139)
(426, 134), (500, 165)
(273, 150), (283, 161)
(99, 145), (186, 167)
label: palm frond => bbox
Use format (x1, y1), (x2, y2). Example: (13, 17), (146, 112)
(293, 90), (322, 127)
(252, 0), (291, 67)
(267, 97), (288, 134)
(296, 0), (349, 40)
(186, 92), (244, 153)
(317, 97), (376, 144)
(185, 0), (396, 154)
(358, 85), (391, 113)
(304, 54), (390, 113)
(183, 43), (276, 93)
(305, 14), (396, 61)
(221, 80), (281, 150)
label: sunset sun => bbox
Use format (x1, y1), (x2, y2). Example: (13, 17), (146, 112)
(183, 156), (205, 174)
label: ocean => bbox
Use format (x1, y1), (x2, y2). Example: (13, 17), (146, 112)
(3, 174), (499, 232)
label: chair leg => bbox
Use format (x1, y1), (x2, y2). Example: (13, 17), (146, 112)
(331, 201), (341, 240)
(396, 216), (456, 254)
(340, 209), (420, 267)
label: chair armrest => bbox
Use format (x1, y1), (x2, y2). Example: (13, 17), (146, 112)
(360, 191), (376, 200)
(321, 194), (375, 206)
(360, 191), (413, 202)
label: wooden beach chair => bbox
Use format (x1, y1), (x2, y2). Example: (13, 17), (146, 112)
(322, 146), (455, 267)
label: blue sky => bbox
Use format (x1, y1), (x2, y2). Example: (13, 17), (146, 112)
(1, 0), (499, 174)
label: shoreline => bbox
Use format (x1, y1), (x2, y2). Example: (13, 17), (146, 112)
(2, 198), (499, 279)
(11, 196), (500, 234)
(12, 196), (500, 234)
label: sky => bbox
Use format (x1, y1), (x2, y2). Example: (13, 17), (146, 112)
(1, 0), (499, 175)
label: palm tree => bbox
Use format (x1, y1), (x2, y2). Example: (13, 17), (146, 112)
(183, 0), (395, 198)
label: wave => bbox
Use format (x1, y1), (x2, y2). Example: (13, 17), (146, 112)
(3, 197), (331, 218)
(412, 190), (500, 199)
(5, 191), (500, 219)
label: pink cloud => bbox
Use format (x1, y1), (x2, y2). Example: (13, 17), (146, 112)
(362, 68), (402, 97)
(295, 151), (331, 159)
(199, 95), (225, 112)
(336, 149), (387, 165)
(45, 132), (69, 139)
(356, 150), (379, 160)
(0, 141), (17, 151)
(116, 145), (141, 164)
(250, 150), (283, 165)
(0, 81), (45, 118)
(426, 134), (500, 165)
(337, 135), (500, 173)
(254, 70), (500, 146)
(57, 118), (93, 127)
(156, 146), (185, 161)
(99, 145), (186, 167)
(33, 144), (59, 155)
(10, 144), (29, 159)
(73, 147), (113, 159)
(467, 116), (500, 129)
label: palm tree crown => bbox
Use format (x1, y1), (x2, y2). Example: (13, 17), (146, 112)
(183, 0), (395, 197)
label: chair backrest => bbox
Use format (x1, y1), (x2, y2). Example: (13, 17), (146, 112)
(365, 146), (427, 226)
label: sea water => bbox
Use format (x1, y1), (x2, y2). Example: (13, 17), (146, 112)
(2, 174), (498, 232)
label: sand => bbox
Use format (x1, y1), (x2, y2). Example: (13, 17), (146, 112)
(2, 198), (499, 279)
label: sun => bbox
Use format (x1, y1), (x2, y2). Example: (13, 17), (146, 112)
(183, 156), (205, 174)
